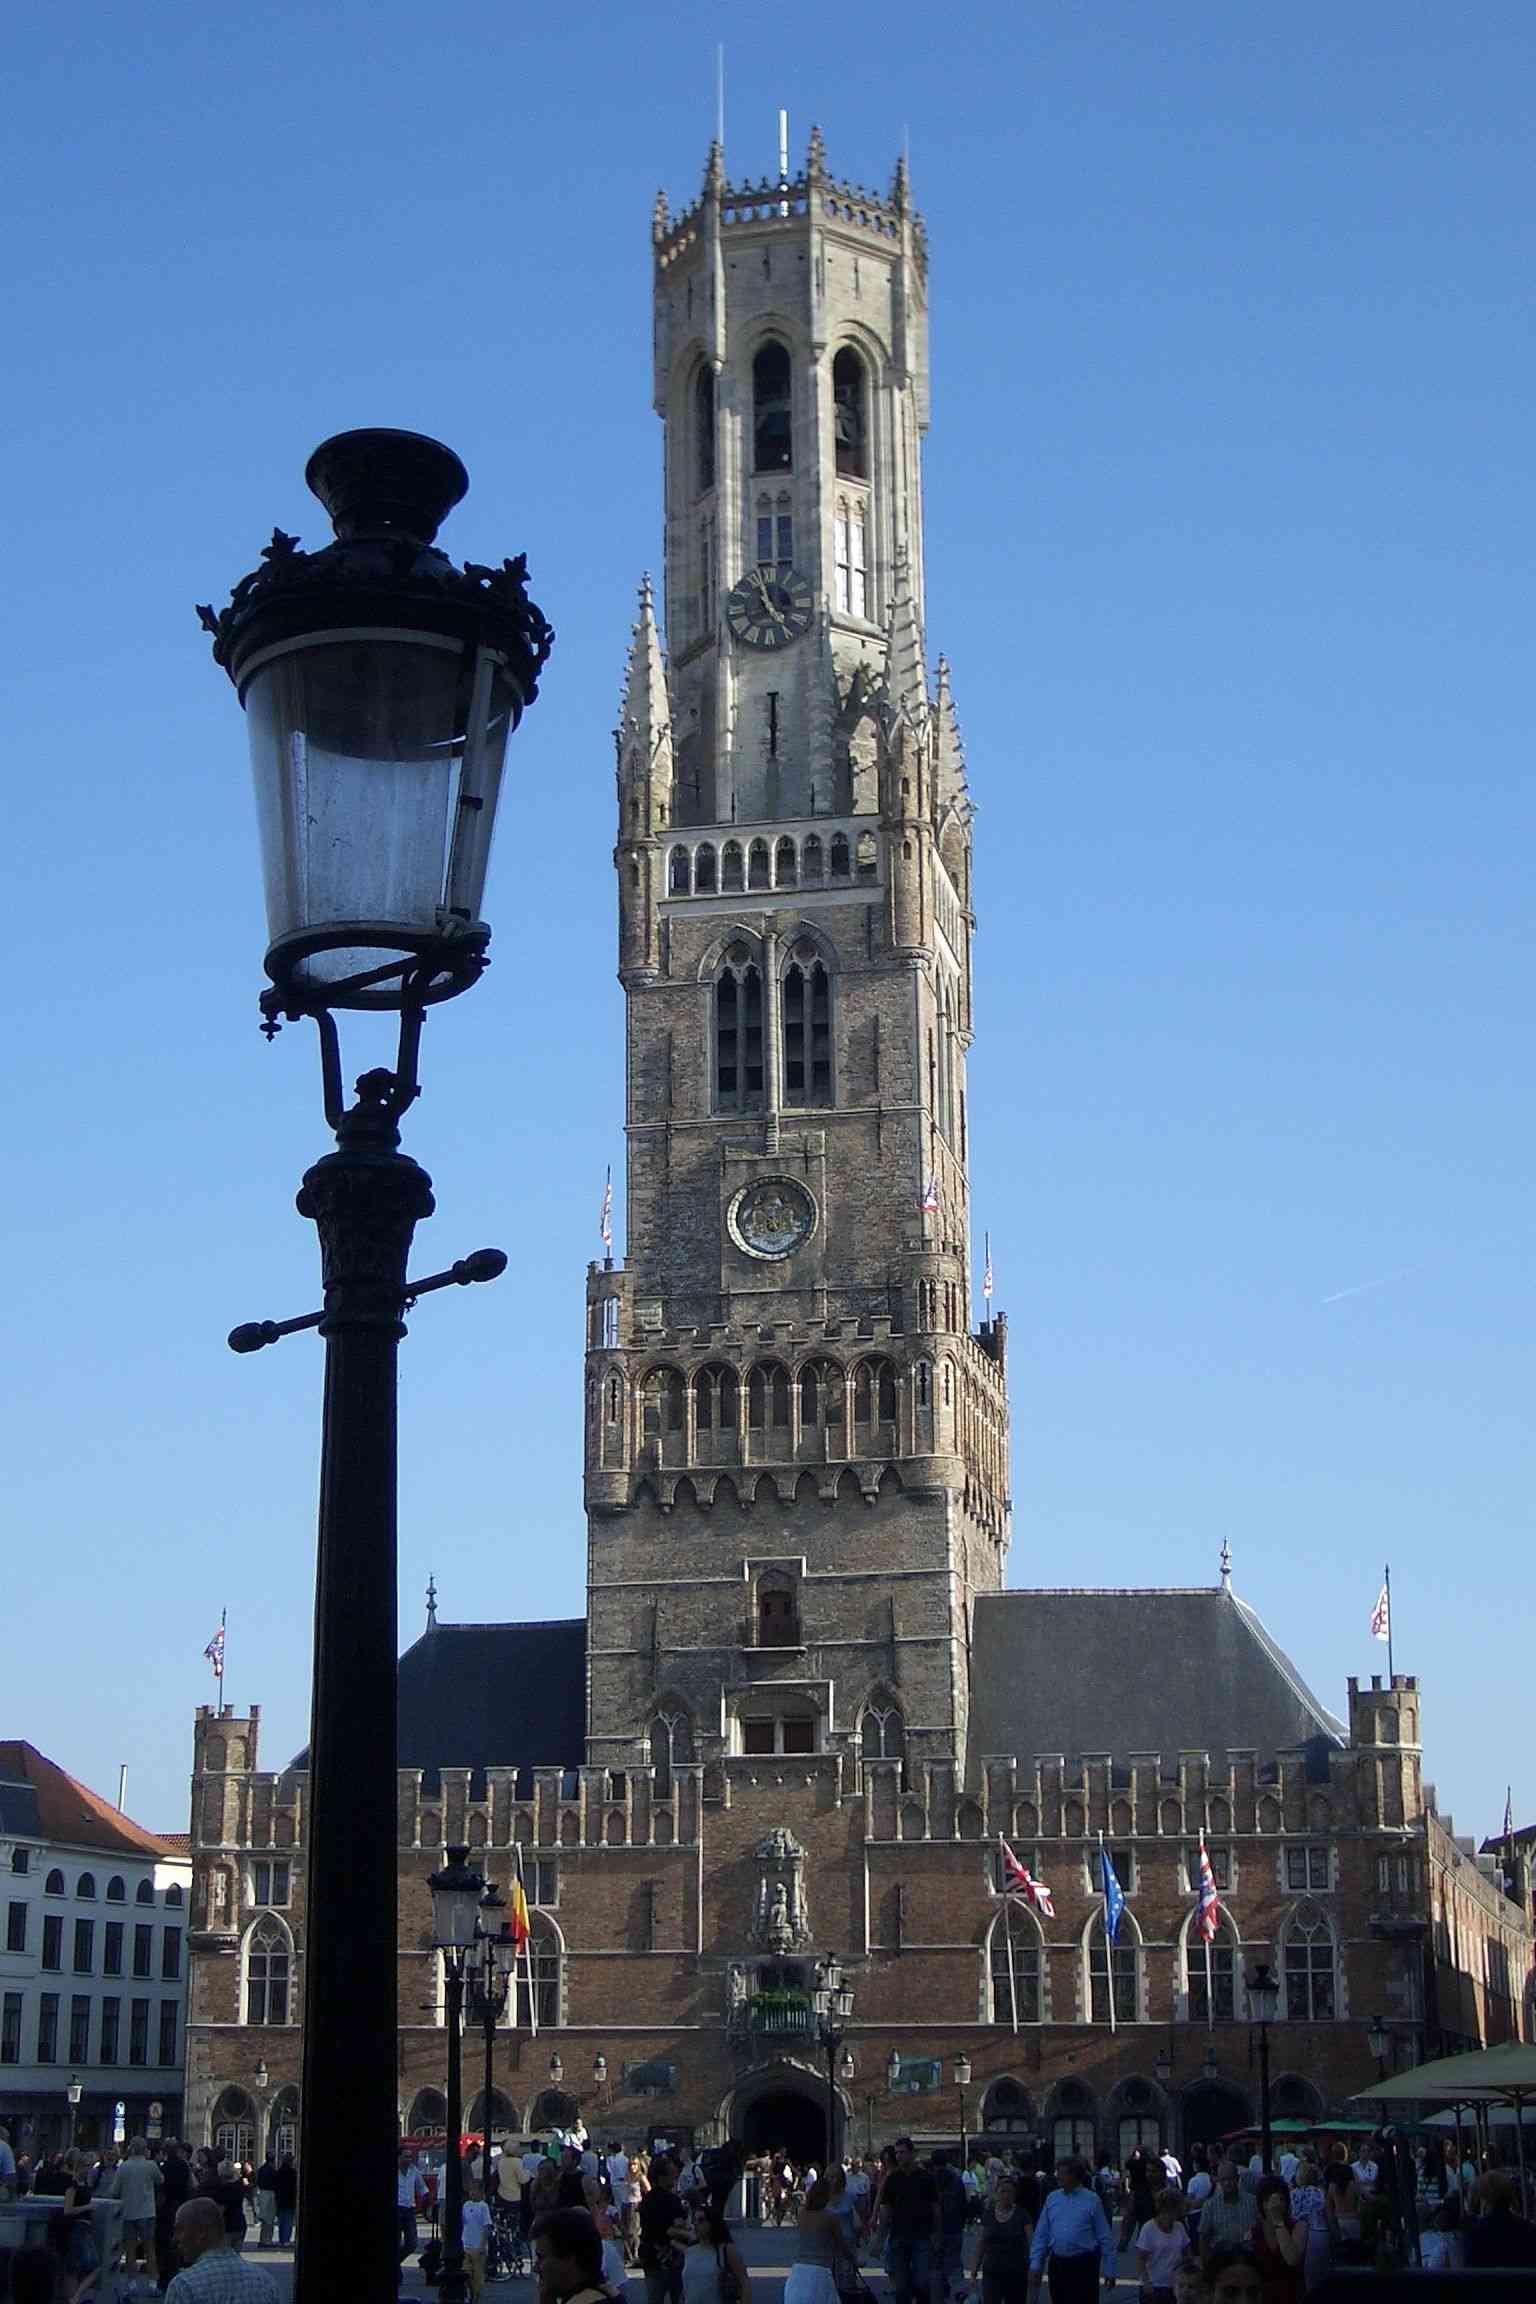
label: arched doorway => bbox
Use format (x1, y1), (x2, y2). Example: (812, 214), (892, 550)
(1180, 2081), (1250, 2158)
(739, 2087), (826, 2166)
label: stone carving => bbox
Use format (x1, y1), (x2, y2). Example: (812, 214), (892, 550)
(752, 1826), (811, 1950)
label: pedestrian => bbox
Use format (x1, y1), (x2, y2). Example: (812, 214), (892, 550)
(1198, 2165), (1250, 2266)
(638, 2154), (687, 2304)
(933, 2152), (969, 2304)
(164, 2198), (278, 2304)
(1417, 2196), (1463, 2272)
(878, 2138), (939, 2304)
(108, 2137), (164, 2286)
(252, 2155), (277, 2250)
(1136, 2188), (1191, 2300)
(271, 2157), (296, 2250)
(977, 2170), (1034, 2304)
(1320, 2165), (1362, 2270)
(200, 2161), (249, 2252)
(461, 2180), (493, 2300)
(157, 2140), (193, 2291)
(624, 2151), (648, 2261)
(682, 2193), (752, 2304)
(786, 2176), (842, 2304)
(1284, 2156), (1326, 2293)
(1247, 2178), (1304, 2304)
(1464, 2171), (1536, 2269)
(397, 2149), (428, 2269)
(1199, 2246), (1263, 2303)
(52, 2151), (100, 2303)
(1025, 2157), (1116, 2304)
(0, 2124), (16, 2201)
(532, 2206), (614, 2304)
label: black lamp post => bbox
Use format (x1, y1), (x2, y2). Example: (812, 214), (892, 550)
(1245, 1961), (1281, 2174)
(430, 1846), (486, 2304)
(473, 1886), (518, 2191)
(1366, 2015), (1391, 2081)
(813, 1956), (855, 2167)
(66, 2076), (81, 2153)
(952, 2052), (972, 2168)
(198, 431), (551, 2304)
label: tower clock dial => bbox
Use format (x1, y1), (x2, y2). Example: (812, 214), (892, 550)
(725, 563), (814, 650)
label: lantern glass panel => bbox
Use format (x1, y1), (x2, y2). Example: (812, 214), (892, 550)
(243, 633), (514, 999)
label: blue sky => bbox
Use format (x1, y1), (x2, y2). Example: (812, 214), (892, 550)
(5, 3), (1531, 1843)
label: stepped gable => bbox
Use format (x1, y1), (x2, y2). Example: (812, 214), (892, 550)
(968, 1583), (1347, 1772)
(0, 1739), (175, 1856)
(289, 1617), (587, 1790)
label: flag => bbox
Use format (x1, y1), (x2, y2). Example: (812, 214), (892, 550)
(998, 1834), (1055, 1918)
(599, 1167), (613, 1253)
(920, 1170), (939, 1213)
(1100, 1842), (1126, 1942)
(507, 1875), (530, 1949)
(1195, 1834), (1221, 1943)
(1505, 1787), (1514, 1842)
(1370, 1582), (1391, 1642)
(983, 1232), (994, 1302)
(203, 1621), (225, 1682)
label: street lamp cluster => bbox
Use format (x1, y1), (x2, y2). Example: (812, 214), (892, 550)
(813, 1957), (856, 2161)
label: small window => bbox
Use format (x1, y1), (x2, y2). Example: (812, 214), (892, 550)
(73, 1919), (94, 1974)
(103, 1921), (123, 1976)
(77, 1873), (96, 1901)
(105, 1875), (125, 1902)
(833, 347), (868, 480)
(753, 340), (793, 472)
(6, 1903), (26, 1954)
(135, 1880), (154, 1906)
(1187, 1846), (1231, 1892)
(158, 2001), (178, 2068)
(774, 836), (798, 888)
(695, 842), (717, 894)
(164, 1883), (184, 1908)
(715, 955), (764, 1113)
(1104, 1848), (1135, 1894)
(69, 1995), (90, 2064)
(782, 1719), (814, 1755)
(45, 1869), (65, 1896)
(1284, 1908), (1337, 2020)
(782, 956), (831, 1107)
(743, 1719), (775, 1756)
(669, 845), (691, 896)
(10, 1849), (28, 1876)
(129, 1998), (150, 2065)
(133, 1923), (154, 1978)
(162, 1927), (182, 1980)
(802, 835), (823, 882)
(721, 841), (744, 892)
(41, 1915), (62, 1971)
(835, 499), (868, 618)
(830, 832), (851, 880)
(1285, 1846), (1331, 1892)
(695, 363), (716, 494)
(1, 1992), (21, 2062)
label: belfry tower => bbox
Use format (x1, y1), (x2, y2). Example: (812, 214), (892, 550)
(584, 131), (1009, 1794)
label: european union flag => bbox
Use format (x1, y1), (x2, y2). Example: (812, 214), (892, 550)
(1100, 1843), (1126, 1942)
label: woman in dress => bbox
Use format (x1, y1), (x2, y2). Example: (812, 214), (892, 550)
(681, 2197), (753, 2304)
(53, 2151), (99, 2303)
(1248, 2177), (1305, 2304)
(1286, 2156), (1328, 2293)
(976, 2171), (1034, 2304)
(785, 2176), (845, 2304)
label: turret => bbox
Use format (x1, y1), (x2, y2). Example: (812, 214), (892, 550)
(615, 575), (673, 981)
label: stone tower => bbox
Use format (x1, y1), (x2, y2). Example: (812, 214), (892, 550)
(585, 130), (1009, 1798)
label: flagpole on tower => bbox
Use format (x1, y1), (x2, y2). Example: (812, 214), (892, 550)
(1384, 1562), (1394, 1681)
(999, 1843), (1020, 2038)
(1100, 1833), (1116, 2035)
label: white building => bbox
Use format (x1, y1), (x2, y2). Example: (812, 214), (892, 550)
(0, 1742), (190, 2156)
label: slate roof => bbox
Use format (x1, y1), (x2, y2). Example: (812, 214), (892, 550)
(967, 1584), (1346, 1776)
(0, 1741), (178, 1857)
(290, 1618), (587, 1790)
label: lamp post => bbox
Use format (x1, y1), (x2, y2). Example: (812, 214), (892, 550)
(1245, 1961), (1281, 2174)
(66, 2076), (82, 2153)
(473, 1886), (517, 2191)
(199, 430), (551, 2304)
(865, 2095), (876, 2154)
(1366, 2016), (1391, 2081)
(813, 1956), (854, 2168)
(886, 2048), (901, 2092)
(430, 1845), (487, 2304)
(952, 2052), (972, 2169)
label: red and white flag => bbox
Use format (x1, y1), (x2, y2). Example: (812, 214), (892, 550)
(920, 1170), (940, 1214)
(1195, 1834), (1221, 1943)
(998, 1833), (1055, 1918)
(203, 1619), (225, 1682)
(982, 1232), (994, 1302)
(599, 1166), (613, 1252)
(1370, 1582), (1391, 1642)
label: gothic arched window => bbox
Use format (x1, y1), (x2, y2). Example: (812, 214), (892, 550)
(76, 1874), (96, 1901)
(1087, 1912), (1139, 2025)
(669, 845), (691, 895)
(715, 948), (764, 1112)
(830, 832), (851, 880)
(775, 836), (798, 888)
(802, 834), (824, 882)
(695, 842), (717, 894)
(782, 949), (831, 1106)
(833, 346), (868, 479)
(212, 2087), (256, 2168)
(721, 841), (744, 892)
(641, 1367), (685, 1439)
(835, 497), (868, 618)
(799, 1359), (845, 1429)
(861, 1701), (906, 1771)
(988, 1911), (1043, 2026)
(243, 1915), (292, 2026)
(693, 1363), (739, 1437)
(513, 1918), (562, 2029)
(753, 340), (793, 472)
(749, 1362), (791, 1431)
(1183, 1910), (1239, 2023)
(1283, 1904), (1338, 2020)
(748, 839), (771, 891)
(650, 1710), (694, 1802)
(695, 363), (716, 495)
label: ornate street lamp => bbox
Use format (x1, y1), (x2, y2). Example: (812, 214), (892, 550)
(548, 2051), (564, 2086)
(886, 2047), (901, 2091)
(430, 1845), (487, 2304)
(471, 1885), (517, 2191)
(1366, 2015), (1391, 2081)
(952, 2052), (972, 2168)
(199, 431), (551, 2304)
(814, 1956), (854, 2166)
(1245, 1960), (1281, 2173)
(66, 2076), (82, 2152)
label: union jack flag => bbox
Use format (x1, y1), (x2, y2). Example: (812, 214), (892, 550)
(1195, 1833), (1221, 1943)
(920, 1170), (940, 1214)
(998, 1833), (1055, 1918)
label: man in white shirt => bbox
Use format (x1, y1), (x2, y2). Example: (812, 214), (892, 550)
(397, 2151), (429, 2266)
(461, 2185), (494, 2300)
(1350, 2154), (1379, 2192)
(606, 2146), (630, 2205)
(1185, 2165), (1213, 2225)
(579, 2144), (600, 2185)
(1160, 2149), (1183, 2189)
(1278, 2150), (1300, 2185)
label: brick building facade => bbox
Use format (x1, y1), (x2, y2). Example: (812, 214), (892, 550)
(182, 130), (1532, 2170)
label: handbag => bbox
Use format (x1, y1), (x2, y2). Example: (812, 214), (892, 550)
(716, 2244), (741, 2304)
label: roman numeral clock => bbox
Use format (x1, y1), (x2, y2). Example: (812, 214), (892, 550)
(725, 563), (814, 650)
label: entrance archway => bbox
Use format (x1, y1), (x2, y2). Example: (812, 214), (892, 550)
(739, 2087), (826, 2166)
(1180, 2080), (1251, 2157)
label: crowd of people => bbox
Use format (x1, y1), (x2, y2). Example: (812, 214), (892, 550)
(0, 2127), (295, 2304)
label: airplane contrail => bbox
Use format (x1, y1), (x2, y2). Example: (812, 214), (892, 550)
(1320, 1271), (1410, 1307)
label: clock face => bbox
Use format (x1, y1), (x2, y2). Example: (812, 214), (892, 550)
(725, 563), (814, 650)
(728, 1177), (818, 1261)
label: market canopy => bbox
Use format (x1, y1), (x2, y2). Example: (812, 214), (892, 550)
(1350, 2042), (1536, 2106)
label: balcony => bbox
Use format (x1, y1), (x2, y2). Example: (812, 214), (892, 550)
(748, 1991), (814, 2038)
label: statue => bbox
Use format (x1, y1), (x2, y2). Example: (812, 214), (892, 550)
(751, 1827), (811, 1950)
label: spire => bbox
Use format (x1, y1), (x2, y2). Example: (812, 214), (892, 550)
(933, 656), (970, 816)
(704, 139), (725, 196)
(807, 123), (826, 182)
(1219, 1539), (1233, 1593)
(652, 187), (670, 245)
(881, 547), (927, 733)
(425, 1573), (438, 1630)
(618, 575), (674, 795)
(892, 142), (911, 210)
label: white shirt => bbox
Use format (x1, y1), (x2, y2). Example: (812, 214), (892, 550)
(461, 2201), (493, 2254)
(1279, 2153), (1299, 2183)
(398, 2169), (427, 2210)
(1186, 2172), (1213, 2208)
(607, 2154), (630, 2199)
(580, 2149), (600, 2181)
(847, 2169), (871, 2202)
(1160, 2153), (1183, 2186)
(1351, 2159), (1378, 2190)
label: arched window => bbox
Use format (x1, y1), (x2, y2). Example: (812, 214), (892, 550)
(134, 1879), (153, 1906)
(802, 835), (823, 882)
(243, 1915), (292, 2026)
(1282, 1904), (1338, 2020)
(988, 1906), (1043, 2025)
(748, 838), (771, 890)
(640, 1367), (685, 1439)
(650, 1710), (693, 1802)
(748, 1362), (791, 1431)
(756, 1573), (799, 1649)
(915, 1360), (931, 1409)
(407, 2087), (448, 2137)
(853, 1358), (898, 1427)
(76, 1874), (96, 1901)
(695, 842), (717, 894)
(1183, 1910), (1239, 2024)
(721, 841), (744, 892)
(164, 1883), (184, 1908)
(212, 2087), (255, 2168)
(694, 363), (716, 494)
(45, 1869), (65, 1896)
(981, 2077), (1035, 2134)
(830, 832), (851, 880)
(861, 1701), (906, 1778)
(782, 950), (831, 1106)
(714, 948), (764, 1112)
(856, 828), (878, 882)
(835, 498), (868, 618)
(693, 1363), (739, 1452)
(1049, 2079), (1096, 2164)
(753, 340), (792, 472)
(669, 845), (691, 895)
(1087, 1912), (1139, 2024)
(832, 347), (868, 479)
(799, 1360), (845, 1430)
(268, 2085), (300, 2162)
(106, 1876), (126, 1903)
(774, 836), (798, 888)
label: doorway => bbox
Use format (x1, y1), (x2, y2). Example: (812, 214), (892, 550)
(1180, 2081), (1250, 2158)
(738, 2086), (827, 2167)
